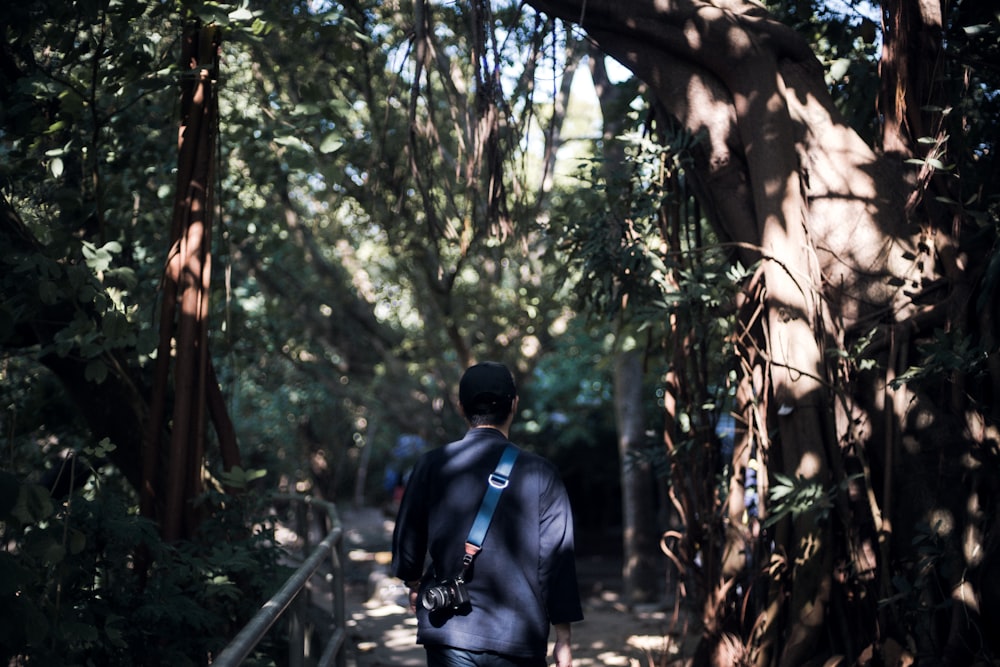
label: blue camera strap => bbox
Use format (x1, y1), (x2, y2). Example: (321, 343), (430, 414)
(462, 444), (519, 566)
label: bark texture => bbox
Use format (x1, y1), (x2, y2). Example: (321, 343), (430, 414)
(141, 22), (241, 541)
(523, 0), (993, 665)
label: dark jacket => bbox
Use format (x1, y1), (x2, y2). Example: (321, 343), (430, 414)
(391, 427), (584, 659)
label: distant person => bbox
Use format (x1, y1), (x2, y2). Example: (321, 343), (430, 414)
(383, 434), (428, 509)
(392, 361), (583, 667)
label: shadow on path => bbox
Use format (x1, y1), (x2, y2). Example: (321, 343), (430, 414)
(337, 507), (689, 667)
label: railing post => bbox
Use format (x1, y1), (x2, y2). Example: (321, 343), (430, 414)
(332, 535), (346, 667)
(288, 590), (304, 667)
(289, 500), (310, 667)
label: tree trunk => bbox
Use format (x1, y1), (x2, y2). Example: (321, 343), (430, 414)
(588, 42), (665, 608)
(141, 21), (237, 541)
(614, 348), (661, 605)
(523, 0), (970, 664)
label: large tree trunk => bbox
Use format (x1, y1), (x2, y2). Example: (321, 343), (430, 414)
(523, 0), (991, 665)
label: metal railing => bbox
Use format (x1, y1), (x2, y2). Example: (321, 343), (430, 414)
(213, 495), (347, 667)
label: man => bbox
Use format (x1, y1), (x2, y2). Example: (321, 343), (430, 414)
(392, 361), (584, 667)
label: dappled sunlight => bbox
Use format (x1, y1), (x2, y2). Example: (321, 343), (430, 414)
(346, 584), (683, 666)
(796, 532), (821, 566)
(337, 505), (678, 664)
(348, 604), (424, 665)
(382, 627), (421, 652)
(963, 524), (983, 567)
(274, 523), (299, 545)
(951, 581), (981, 614)
(341, 519), (685, 667)
(927, 508), (955, 537)
(566, 626), (682, 666)
(796, 451), (823, 478)
(362, 602), (409, 617)
(574, 652), (632, 666)
(780, 85), (925, 330)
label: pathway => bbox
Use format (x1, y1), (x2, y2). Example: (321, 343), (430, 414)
(336, 507), (688, 667)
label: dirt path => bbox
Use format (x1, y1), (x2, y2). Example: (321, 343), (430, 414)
(338, 507), (687, 667)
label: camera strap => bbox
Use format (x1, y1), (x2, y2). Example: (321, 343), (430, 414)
(460, 443), (520, 573)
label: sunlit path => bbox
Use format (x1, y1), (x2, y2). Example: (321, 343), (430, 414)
(335, 507), (687, 667)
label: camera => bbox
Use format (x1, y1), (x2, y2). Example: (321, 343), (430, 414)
(421, 577), (470, 611)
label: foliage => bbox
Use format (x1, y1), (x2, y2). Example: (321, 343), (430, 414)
(8, 0), (996, 663)
(0, 0), (605, 504)
(763, 472), (852, 528)
(554, 116), (746, 424)
(891, 327), (993, 389)
(1, 0), (619, 657)
(518, 318), (616, 453)
(0, 446), (290, 666)
(204, 0), (606, 498)
(515, 317), (622, 537)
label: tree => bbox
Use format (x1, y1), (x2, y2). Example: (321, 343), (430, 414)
(0, 2), (244, 541)
(6, 0), (993, 663)
(2, 0), (184, 500)
(226, 0), (604, 497)
(0, 0), (614, 520)
(521, 0), (999, 664)
(141, 18), (249, 541)
(1, 0), (618, 661)
(588, 44), (666, 607)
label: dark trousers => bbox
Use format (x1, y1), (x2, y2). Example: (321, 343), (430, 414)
(425, 645), (546, 667)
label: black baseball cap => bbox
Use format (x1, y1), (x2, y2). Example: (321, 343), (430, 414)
(459, 361), (517, 406)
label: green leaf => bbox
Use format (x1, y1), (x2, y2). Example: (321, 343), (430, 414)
(104, 266), (138, 289)
(963, 24), (992, 36)
(12, 484), (53, 524)
(218, 466), (268, 490)
(827, 58), (850, 82)
(102, 310), (133, 346)
(84, 437), (116, 458)
(273, 135), (309, 152)
(319, 133), (344, 154)
(38, 280), (61, 305)
(85, 360), (108, 383)
(69, 529), (87, 555)
(0, 471), (20, 518)
(229, 7), (255, 21)
(772, 471), (794, 486)
(925, 157), (947, 170)
(81, 241), (120, 273)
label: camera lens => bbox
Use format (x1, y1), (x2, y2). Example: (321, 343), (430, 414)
(421, 585), (451, 610)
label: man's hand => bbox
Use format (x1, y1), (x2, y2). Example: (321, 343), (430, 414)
(552, 623), (573, 667)
(406, 580), (420, 613)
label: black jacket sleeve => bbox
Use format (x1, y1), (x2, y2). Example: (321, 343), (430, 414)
(391, 454), (430, 583)
(538, 464), (584, 624)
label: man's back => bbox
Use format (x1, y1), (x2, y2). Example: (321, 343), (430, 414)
(392, 426), (583, 660)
